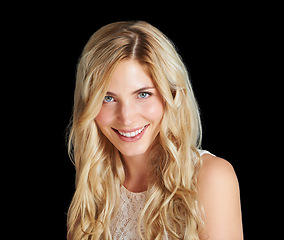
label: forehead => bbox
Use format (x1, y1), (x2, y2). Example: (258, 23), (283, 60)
(108, 59), (154, 92)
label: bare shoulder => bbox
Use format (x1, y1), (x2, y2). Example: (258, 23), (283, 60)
(198, 154), (238, 185)
(197, 154), (243, 240)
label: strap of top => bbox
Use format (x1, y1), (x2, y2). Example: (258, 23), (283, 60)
(197, 149), (216, 157)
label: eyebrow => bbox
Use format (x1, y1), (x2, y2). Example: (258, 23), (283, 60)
(106, 86), (155, 96)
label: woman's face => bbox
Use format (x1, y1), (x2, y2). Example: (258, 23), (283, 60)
(95, 59), (164, 158)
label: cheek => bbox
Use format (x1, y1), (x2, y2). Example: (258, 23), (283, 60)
(142, 99), (164, 122)
(95, 107), (114, 127)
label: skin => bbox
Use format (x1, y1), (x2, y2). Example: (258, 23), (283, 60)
(95, 59), (164, 192)
(95, 59), (243, 239)
(198, 154), (243, 240)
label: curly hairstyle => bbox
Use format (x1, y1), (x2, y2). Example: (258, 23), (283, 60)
(67, 21), (203, 240)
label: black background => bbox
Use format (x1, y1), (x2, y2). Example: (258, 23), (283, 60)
(14, 3), (278, 239)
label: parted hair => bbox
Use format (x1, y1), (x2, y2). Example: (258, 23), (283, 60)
(67, 21), (203, 240)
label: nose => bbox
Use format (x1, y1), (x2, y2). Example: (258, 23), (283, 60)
(117, 101), (136, 126)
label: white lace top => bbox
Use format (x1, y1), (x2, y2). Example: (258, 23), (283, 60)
(110, 149), (214, 239)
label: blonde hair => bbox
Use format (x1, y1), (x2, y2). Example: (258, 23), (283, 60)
(67, 21), (203, 240)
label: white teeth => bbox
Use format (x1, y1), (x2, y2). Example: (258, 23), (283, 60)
(118, 125), (146, 138)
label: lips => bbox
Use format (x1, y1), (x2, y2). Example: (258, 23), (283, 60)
(112, 124), (149, 142)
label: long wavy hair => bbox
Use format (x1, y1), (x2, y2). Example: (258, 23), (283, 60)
(67, 21), (203, 240)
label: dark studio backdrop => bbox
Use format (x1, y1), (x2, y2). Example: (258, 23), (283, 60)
(25, 4), (271, 239)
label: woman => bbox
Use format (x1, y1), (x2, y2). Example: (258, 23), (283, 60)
(67, 21), (243, 240)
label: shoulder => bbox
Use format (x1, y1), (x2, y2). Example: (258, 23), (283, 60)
(198, 154), (238, 186)
(197, 154), (239, 212)
(197, 154), (243, 240)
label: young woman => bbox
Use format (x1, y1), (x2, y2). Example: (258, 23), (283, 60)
(67, 21), (243, 240)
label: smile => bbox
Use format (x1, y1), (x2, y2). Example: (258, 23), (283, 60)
(112, 124), (149, 142)
(118, 125), (146, 137)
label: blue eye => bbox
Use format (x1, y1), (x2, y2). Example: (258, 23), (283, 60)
(104, 96), (114, 103)
(138, 92), (151, 99)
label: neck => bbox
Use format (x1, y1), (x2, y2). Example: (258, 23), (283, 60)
(121, 153), (149, 193)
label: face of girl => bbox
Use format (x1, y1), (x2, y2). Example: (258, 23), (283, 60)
(95, 59), (164, 158)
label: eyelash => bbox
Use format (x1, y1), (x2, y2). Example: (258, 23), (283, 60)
(103, 96), (114, 103)
(138, 92), (152, 99)
(103, 92), (152, 103)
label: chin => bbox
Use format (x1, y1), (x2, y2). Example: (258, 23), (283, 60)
(116, 143), (150, 158)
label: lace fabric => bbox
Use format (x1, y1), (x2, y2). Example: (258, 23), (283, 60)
(110, 149), (213, 239)
(110, 185), (173, 239)
(110, 185), (147, 239)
